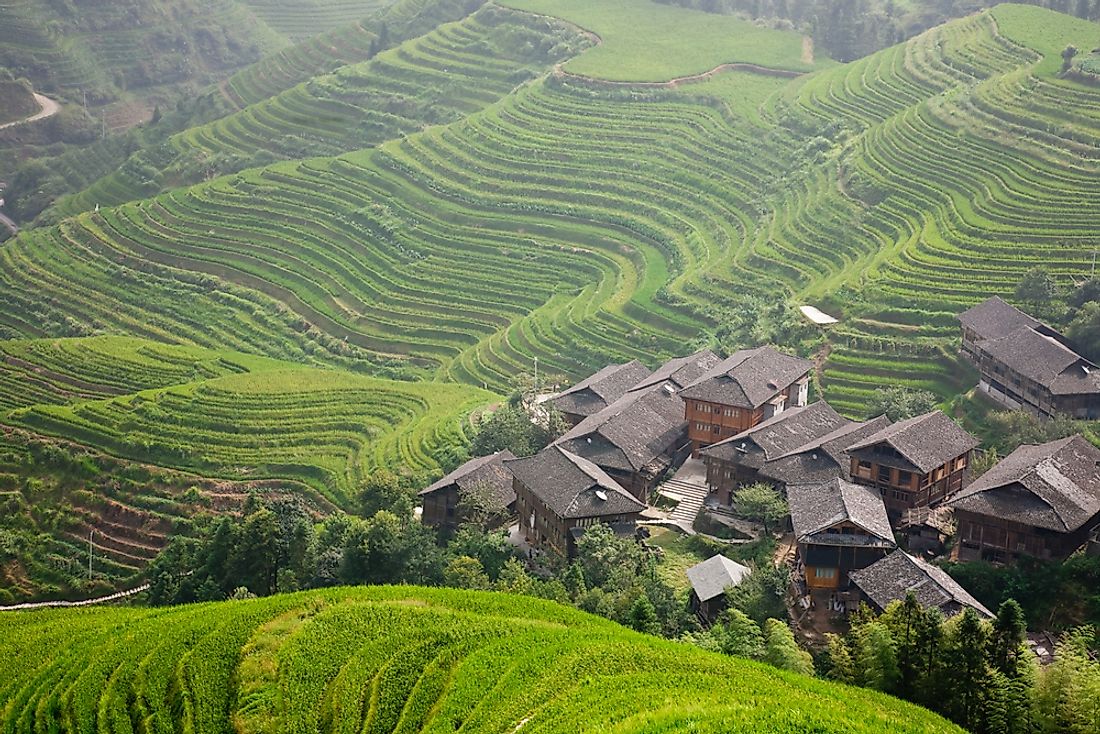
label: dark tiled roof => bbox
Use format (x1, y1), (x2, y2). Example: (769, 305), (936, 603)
(418, 450), (517, 510)
(849, 551), (992, 619)
(685, 554), (752, 602)
(505, 445), (644, 520)
(555, 381), (687, 473)
(847, 411), (979, 474)
(958, 296), (1040, 341)
(788, 478), (895, 547)
(758, 416), (893, 487)
(679, 346), (812, 408)
(978, 327), (1100, 396)
(700, 402), (847, 466)
(949, 435), (1100, 533)
(547, 360), (652, 418)
(629, 349), (721, 392)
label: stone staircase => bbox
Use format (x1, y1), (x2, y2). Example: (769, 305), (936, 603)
(655, 458), (711, 532)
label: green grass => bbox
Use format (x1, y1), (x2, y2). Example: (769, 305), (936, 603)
(992, 4), (1100, 76)
(499, 0), (821, 80)
(0, 586), (964, 733)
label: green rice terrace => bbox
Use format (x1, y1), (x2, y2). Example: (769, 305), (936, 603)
(0, 586), (963, 733)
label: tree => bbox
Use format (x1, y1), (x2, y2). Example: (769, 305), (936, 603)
(762, 619), (814, 675)
(230, 506), (281, 596)
(824, 633), (855, 683)
(946, 608), (990, 731)
(357, 468), (406, 517)
(726, 564), (788, 626)
(710, 608), (765, 659)
(990, 599), (1027, 678)
(447, 527), (515, 580)
(866, 385), (938, 421)
(457, 480), (511, 530)
(574, 523), (648, 589)
(1066, 301), (1100, 362)
(733, 483), (787, 535)
(853, 620), (900, 692)
(628, 594), (661, 635)
(1014, 267), (1058, 315)
(495, 557), (535, 595)
(444, 555), (491, 590)
(1062, 44), (1079, 73)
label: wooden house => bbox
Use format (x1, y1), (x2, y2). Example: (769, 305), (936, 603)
(948, 435), (1100, 563)
(849, 551), (993, 618)
(758, 416), (892, 490)
(545, 360), (652, 427)
(847, 411), (979, 517)
(685, 554), (752, 625)
(788, 478), (895, 591)
(555, 351), (719, 503)
(418, 450), (516, 532)
(959, 297), (1100, 420)
(699, 401), (849, 505)
(678, 346), (813, 453)
(505, 445), (645, 558)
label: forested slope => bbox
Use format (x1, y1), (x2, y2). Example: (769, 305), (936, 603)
(0, 586), (963, 733)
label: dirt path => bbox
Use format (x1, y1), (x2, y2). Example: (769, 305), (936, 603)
(801, 35), (814, 65)
(0, 93), (61, 131)
(0, 583), (150, 612)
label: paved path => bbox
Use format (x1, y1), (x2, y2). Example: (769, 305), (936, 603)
(0, 583), (149, 612)
(0, 93), (61, 131)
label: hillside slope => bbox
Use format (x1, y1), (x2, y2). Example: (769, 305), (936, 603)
(0, 586), (963, 733)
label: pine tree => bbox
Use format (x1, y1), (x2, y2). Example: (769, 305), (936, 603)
(714, 609), (765, 659)
(991, 599), (1027, 678)
(946, 608), (990, 731)
(628, 594), (661, 635)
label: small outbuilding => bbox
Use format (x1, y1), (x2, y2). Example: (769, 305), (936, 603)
(419, 450), (516, 532)
(848, 550), (992, 619)
(685, 553), (752, 624)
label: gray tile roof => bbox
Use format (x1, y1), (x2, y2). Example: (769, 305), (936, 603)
(700, 401), (847, 467)
(758, 416), (893, 487)
(948, 435), (1100, 533)
(849, 551), (993, 619)
(978, 327), (1100, 396)
(847, 411), (979, 474)
(505, 445), (645, 520)
(546, 360), (652, 418)
(678, 346), (812, 408)
(685, 554), (752, 602)
(418, 450), (517, 510)
(958, 296), (1040, 341)
(555, 380), (687, 473)
(629, 349), (721, 392)
(788, 478), (895, 547)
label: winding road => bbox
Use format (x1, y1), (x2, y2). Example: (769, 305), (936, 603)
(0, 92), (60, 131)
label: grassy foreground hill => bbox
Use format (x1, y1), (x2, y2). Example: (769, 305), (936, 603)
(0, 586), (962, 733)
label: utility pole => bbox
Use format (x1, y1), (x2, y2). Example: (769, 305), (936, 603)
(88, 528), (94, 580)
(533, 356), (538, 392)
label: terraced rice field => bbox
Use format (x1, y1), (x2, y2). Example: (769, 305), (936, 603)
(51, 4), (588, 219)
(241, 0), (395, 41)
(0, 586), (963, 733)
(2, 343), (491, 507)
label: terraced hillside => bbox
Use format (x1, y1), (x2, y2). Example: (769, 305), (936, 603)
(0, 586), (963, 733)
(0, 427), (275, 601)
(50, 3), (585, 219)
(240, 0), (394, 41)
(1, 4), (1097, 492)
(0, 338), (491, 507)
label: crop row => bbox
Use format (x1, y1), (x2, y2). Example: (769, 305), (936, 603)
(5, 366), (491, 507)
(0, 586), (963, 733)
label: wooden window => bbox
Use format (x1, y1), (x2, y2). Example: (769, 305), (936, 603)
(898, 470), (912, 487)
(814, 567), (836, 579)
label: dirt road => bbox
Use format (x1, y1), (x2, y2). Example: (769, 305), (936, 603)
(0, 92), (61, 131)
